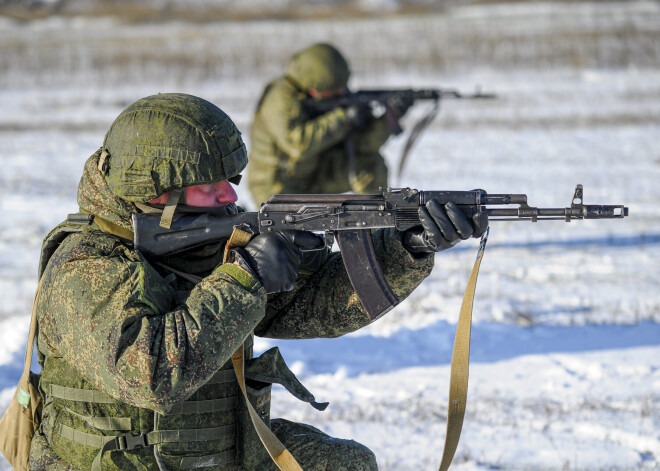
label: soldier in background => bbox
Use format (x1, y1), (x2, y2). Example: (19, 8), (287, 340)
(29, 93), (486, 470)
(247, 43), (413, 206)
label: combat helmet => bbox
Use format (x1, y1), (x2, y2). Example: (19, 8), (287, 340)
(285, 43), (350, 93)
(100, 93), (247, 204)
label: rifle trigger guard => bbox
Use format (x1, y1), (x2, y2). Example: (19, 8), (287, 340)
(323, 231), (335, 248)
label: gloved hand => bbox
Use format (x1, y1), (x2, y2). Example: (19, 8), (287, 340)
(232, 230), (325, 294)
(387, 92), (414, 119)
(345, 102), (372, 129)
(401, 200), (489, 254)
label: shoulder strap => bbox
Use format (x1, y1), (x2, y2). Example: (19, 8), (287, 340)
(38, 215), (91, 278)
(18, 278), (43, 405)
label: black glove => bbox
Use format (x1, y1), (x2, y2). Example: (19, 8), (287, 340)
(232, 230), (324, 294)
(387, 93), (414, 119)
(345, 102), (372, 129)
(401, 200), (489, 254)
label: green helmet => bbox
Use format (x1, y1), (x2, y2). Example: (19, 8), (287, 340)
(101, 93), (247, 203)
(285, 43), (350, 93)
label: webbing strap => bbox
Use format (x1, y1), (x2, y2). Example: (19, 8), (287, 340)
(59, 423), (237, 449)
(437, 230), (488, 471)
(153, 261), (203, 285)
(205, 366), (248, 385)
(152, 425), (236, 444)
(59, 423), (237, 471)
(58, 424), (118, 449)
(49, 378), (235, 418)
(222, 225), (253, 264)
(17, 278), (43, 406)
(160, 188), (184, 229)
(47, 384), (117, 404)
(223, 226), (303, 471)
(164, 396), (238, 415)
(63, 406), (131, 431)
(89, 214), (134, 241)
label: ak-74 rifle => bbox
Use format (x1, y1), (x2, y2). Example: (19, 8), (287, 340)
(302, 88), (496, 182)
(133, 184), (627, 321)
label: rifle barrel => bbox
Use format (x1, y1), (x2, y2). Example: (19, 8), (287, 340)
(487, 205), (627, 220)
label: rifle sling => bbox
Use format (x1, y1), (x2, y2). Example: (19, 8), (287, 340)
(344, 132), (357, 189)
(437, 230), (488, 471)
(223, 227), (303, 471)
(19, 278), (44, 403)
(397, 99), (440, 183)
(87, 213), (134, 242)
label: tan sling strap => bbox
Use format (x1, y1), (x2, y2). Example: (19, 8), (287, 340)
(437, 229), (489, 471)
(0, 278), (44, 471)
(20, 279), (42, 406)
(82, 211), (134, 242)
(223, 226), (303, 471)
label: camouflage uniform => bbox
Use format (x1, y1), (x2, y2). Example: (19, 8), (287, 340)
(29, 94), (434, 470)
(247, 43), (393, 206)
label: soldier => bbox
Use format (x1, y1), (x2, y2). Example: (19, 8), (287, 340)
(29, 93), (486, 470)
(247, 43), (413, 206)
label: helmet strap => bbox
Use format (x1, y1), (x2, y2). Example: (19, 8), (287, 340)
(159, 188), (184, 229)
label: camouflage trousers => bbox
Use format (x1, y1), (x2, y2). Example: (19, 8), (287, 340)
(29, 418), (378, 471)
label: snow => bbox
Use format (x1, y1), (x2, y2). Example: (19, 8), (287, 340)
(1, 2), (659, 470)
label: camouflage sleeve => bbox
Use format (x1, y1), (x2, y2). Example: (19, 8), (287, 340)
(354, 115), (393, 154)
(347, 116), (393, 193)
(254, 228), (434, 339)
(37, 232), (267, 411)
(259, 81), (353, 179)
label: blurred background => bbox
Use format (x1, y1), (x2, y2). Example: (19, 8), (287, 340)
(1, 1), (659, 470)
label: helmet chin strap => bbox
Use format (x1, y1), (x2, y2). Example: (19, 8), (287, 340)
(159, 188), (185, 229)
(144, 183), (241, 230)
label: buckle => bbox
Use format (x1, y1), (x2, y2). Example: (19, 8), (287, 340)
(115, 433), (148, 450)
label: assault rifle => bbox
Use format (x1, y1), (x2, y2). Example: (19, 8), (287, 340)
(303, 87), (496, 182)
(303, 88), (495, 131)
(133, 185), (627, 321)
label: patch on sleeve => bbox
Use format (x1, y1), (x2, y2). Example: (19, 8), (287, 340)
(216, 264), (259, 290)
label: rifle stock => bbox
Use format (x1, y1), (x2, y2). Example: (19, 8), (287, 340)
(132, 211), (258, 259)
(133, 185), (628, 320)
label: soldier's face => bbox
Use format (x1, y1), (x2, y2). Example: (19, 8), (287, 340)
(149, 180), (238, 207)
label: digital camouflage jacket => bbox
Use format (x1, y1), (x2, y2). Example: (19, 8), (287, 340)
(29, 151), (434, 470)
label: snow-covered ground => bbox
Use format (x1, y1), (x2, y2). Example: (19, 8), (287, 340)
(1, 2), (659, 470)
